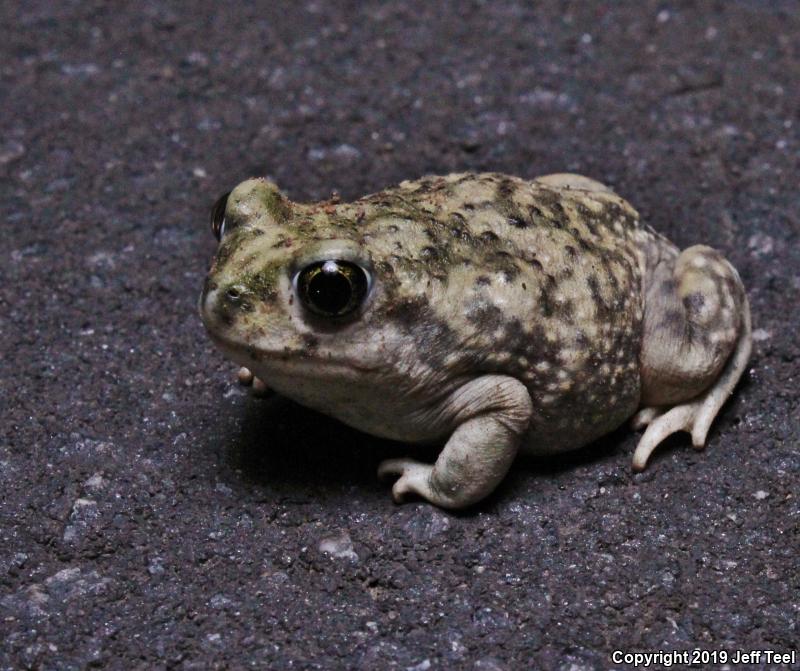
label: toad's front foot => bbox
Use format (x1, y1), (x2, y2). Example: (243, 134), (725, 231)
(376, 375), (532, 510)
(378, 459), (439, 505)
(236, 366), (270, 396)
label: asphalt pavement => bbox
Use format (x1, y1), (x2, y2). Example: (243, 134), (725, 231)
(1, 2), (798, 669)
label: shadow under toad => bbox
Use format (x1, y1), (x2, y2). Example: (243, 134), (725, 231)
(224, 393), (414, 494)
(221, 390), (663, 511)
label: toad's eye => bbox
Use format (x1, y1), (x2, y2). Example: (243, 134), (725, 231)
(295, 260), (370, 318)
(210, 191), (231, 240)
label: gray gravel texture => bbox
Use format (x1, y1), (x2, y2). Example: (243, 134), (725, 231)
(2, 1), (799, 670)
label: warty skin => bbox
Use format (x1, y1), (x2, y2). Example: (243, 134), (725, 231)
(200, 172), (751, 509)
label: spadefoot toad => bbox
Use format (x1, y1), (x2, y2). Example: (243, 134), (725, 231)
(200, 172), (751, 509)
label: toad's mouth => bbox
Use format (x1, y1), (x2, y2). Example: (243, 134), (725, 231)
(204, 329), (381, 378)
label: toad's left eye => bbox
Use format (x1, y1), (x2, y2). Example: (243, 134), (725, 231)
(295, 260), (370, 318)
(210, 192), (231, 240)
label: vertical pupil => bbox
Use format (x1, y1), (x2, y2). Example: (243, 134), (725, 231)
(299, 260), (368, 317)
(307, 263), (353, 314)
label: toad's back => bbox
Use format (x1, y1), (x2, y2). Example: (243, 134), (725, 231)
(345, 172), (649, 451)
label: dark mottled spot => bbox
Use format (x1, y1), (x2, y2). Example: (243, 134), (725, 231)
(529, 259), (543, 272)
(480, 231), (498, 243)
(571, 228), (592, 251)
(451, 227), (472, 242)
(502, 318), (536, 362)
(419, 244), (450, 281)
(661, 309), (684, 333)
(587, 275), (611, 317)
(381, 295), (460, 368)
(565, 245), (578, 260)
(539, 287), (553, 317)
(525, 323), (564, 369)
(272, 236), (294, 249)
(212, 227), (264, 267)
(376, 261), (395, 275)
(386, 295), (430, 328)
(606, 266), (620, 294)
(301, 333), (319, 351)
(497, 178), (516, 198)
(582, 215), (599, 238)
(466, 301), (504, 327)
(476, 275), (491, 286)
(558, 299), (575, 322)
(212, 291), (237, 327)
(495, 179), (529, 230)
(504, 318), (526, 342)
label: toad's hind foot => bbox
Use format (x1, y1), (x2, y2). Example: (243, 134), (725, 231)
(632, 296), (752, 471)
(630, 406), (663, 431)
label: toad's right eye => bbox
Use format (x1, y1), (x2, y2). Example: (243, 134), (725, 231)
(210, 192), (231, 240)
(294, 259), (370, 319)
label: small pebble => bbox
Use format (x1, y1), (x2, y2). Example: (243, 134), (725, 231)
(752, 328), (771, 342)
(319, 530), (359, 561)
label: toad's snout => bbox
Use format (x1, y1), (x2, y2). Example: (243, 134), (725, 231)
(200, 279), (254, 330)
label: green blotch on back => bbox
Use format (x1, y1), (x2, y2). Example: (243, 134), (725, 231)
(263, 187), (292, 223)
(243, 263), (282, 302)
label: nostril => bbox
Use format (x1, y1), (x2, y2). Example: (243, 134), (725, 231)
(226, 287), (241, 301)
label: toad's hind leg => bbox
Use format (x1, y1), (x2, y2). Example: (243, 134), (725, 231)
(632, 245), (752, 471)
